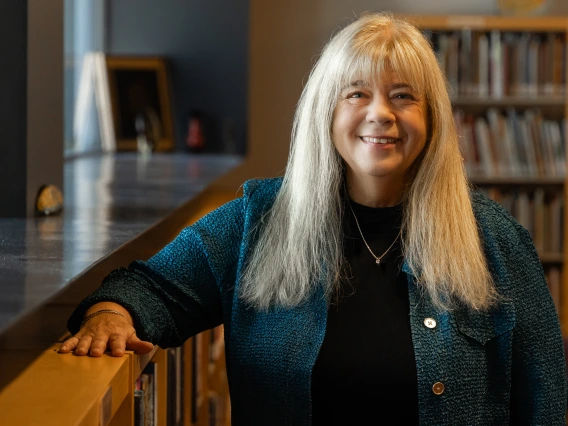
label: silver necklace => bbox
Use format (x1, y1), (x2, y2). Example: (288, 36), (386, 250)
(348, 201), (402, 265)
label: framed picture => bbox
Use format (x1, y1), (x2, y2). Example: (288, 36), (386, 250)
(106, 55), (174, 151)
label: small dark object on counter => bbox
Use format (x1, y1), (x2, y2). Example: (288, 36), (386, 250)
(35, 184), (64, 216)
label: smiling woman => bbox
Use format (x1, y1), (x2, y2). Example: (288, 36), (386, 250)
(61, 12), (566, 426)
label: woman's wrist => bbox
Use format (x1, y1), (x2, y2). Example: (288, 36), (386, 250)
(81, 309), (125, 327)
(84, 302), (134, 326)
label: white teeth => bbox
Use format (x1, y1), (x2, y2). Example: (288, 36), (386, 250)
(361, 136), (398, 144)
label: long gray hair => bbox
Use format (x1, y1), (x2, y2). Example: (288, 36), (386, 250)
(240, 12), (497, 312)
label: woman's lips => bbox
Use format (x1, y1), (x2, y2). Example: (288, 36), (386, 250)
(360, 136), (400, 144)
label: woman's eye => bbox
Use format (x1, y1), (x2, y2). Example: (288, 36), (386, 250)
(345, 90), (369, 99)
(393, 92), (415, 100)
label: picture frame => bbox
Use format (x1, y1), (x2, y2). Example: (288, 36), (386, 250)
(105, 55), (174, 151)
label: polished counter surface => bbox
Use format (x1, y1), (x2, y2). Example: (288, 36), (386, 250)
(0, 152), (242, 340)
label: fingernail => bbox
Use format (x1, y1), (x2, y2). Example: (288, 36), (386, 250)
(60, 345), (66, 350)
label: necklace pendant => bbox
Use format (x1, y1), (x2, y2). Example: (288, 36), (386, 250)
(375, 258), (381, 264)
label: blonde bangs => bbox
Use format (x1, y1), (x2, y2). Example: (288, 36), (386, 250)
(337, 26), (429, 99)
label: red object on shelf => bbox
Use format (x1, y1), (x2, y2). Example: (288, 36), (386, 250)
(186, 109), (205, 153)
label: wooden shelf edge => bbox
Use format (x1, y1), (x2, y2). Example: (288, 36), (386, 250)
(539, 253), (564, 264)
(130, 345), (160, 380)
(452, 96), (566, 107)
(403, 14), (568, 31)
(469, 176), (565, 186)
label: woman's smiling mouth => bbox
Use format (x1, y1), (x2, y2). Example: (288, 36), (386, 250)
(360, 136), (400, 144)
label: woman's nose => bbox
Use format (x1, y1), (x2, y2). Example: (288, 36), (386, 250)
(366, 96), (395, 124)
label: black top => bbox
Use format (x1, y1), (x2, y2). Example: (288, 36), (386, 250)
(311, 200), (419, 425)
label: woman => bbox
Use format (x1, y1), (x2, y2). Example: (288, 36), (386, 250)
(60, 12), (567, 425)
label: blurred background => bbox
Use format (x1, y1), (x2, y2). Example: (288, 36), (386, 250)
(56, 0), (568, 186)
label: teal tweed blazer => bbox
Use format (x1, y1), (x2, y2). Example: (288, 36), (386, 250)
(68, 177), (567, 425)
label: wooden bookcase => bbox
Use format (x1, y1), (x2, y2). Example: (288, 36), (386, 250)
(0, 341), (164, 426)
(404, 15), (568, 334)
(0, 188), (235, 426)
(0, 329), (227, 426)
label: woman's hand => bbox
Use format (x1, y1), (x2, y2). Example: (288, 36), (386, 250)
(58, 303), (154, 357)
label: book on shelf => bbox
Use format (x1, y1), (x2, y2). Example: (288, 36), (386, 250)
(192, 332), (207, 424)
(473, 115), (496, 176)
(478, 32), (490, 98)
(459, 29), (473, 96)
(549, 194), (564, 254)
(490, 29), (504, 98)
(454, 110), (481, 176)
(532, 188), (545, 253)
(502, 32), (516, 96)
(546, 266), (561, 314)
(141, 361), (157, 426)
(134, 389), (145, 426)
(552, 33), (565, 95)
(486, 107), (514, 176)
(135, 363), (155, 426)
(209, 392), (220, 426)
(192, 338), (199, 424)
(167, 346), (185, 426)
(210, 325), (225, 363)
(548, 119), (566, 177)
(527, 34), (539, 97)
(476, 189), (564, 261)
(516, 192), (532, 234)
(519, 114), (539, 177)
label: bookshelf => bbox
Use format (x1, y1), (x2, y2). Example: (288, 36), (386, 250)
(405, 15), (568, 333)
(0, 187), (235, 426)
(0, 342), (161, 426)
(0, 334), (226, 426)
(127, 188), (236, 426)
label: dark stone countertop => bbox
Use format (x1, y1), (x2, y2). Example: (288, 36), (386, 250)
(0, 152), (242, 342)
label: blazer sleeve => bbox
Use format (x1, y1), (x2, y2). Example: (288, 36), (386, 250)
(508, 225), (567, 424)
(67, 196), (246, 348)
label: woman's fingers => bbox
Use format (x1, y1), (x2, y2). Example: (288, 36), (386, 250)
(74, 334), (93, 356)
(105, 333), (127, 357)
(126, 332), (154, 355)
(59, 323), (141, 357)
(58, 314), (153, 357)
(89, 333), (111, 357)
(58, 336), (79, 353)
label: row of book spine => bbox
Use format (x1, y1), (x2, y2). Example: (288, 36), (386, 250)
(207, 325), (227, 426)
(168, 346), (185, 426)
(133, 346), (186, 426)
(192, 325), (228, 426)
(454, 108), (566, 178)
(479, 188), (564, 255)
(423, 29), (566, 98)
(134, 361), (157, 426)
(479, 187), (564, 314)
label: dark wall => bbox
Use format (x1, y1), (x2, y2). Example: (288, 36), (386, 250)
(106, 0), (249, 154)
(0, 1), (63, 217)
(0, 2), (27, 216)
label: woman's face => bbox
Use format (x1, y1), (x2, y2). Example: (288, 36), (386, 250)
(332, 74), (428, 203)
